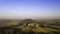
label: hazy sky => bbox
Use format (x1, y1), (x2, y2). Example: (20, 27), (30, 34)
(0, 0), (60, 19)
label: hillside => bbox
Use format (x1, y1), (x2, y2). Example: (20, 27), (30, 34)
(0, 19), (60, 34)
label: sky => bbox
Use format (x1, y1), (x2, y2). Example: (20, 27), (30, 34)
(0, 0), (60, 19)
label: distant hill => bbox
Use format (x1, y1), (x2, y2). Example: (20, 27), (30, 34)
(0, 20), (19, 27)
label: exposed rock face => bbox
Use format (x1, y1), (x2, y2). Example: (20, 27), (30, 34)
(18, 19), (40, 28)
(26, 23), (39, 28)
